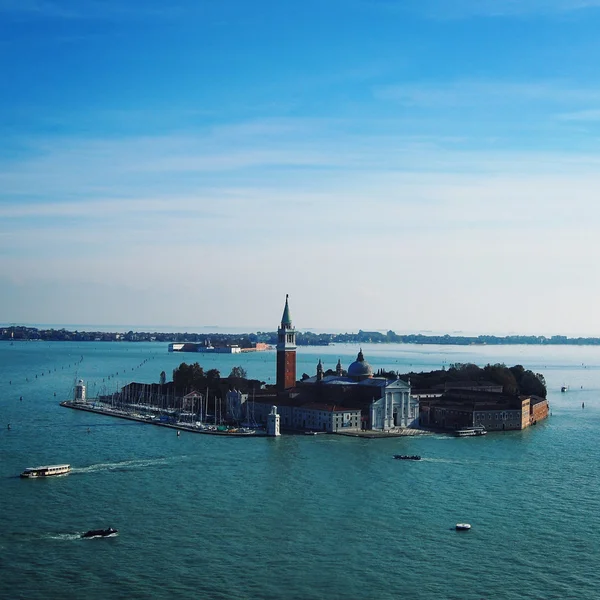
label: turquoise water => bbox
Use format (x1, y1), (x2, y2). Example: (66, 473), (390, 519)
(1, 341), (599, 599)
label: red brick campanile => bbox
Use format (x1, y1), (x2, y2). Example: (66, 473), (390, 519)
(276, 294), (297, 391)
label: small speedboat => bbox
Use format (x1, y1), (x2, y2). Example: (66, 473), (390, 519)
(393, 455), (421, 461)
(81, 527), (118, 539)
(455, 523), (471, 531)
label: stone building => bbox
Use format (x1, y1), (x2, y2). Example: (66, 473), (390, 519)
(300, 350), (417, 430)
(420, 389), (550, 431)
(250, 296), (418, 433)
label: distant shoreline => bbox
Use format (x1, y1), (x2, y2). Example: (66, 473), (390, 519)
(3, 325), (600, 346)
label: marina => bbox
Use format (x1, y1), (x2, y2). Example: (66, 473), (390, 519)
(59, 400), (267, 436)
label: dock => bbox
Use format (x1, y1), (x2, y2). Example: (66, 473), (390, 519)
(59, 401), (267, 437)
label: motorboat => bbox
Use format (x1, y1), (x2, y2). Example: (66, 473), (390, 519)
(455, 523), (471, 531)
(393, 455), (421, 460)
(82, 528), (118, 539)
(20, 464), (71, 478)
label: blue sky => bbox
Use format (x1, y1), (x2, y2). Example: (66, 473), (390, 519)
(2, 0), (600, 335)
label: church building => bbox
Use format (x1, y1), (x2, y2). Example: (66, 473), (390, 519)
(253, 295), (418, 432)
(301, 349), (417, 431)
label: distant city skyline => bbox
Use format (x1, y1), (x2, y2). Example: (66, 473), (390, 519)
(3, 322), (599, 339)
(2, 1), (600, 335)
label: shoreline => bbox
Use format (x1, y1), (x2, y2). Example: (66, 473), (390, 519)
(59, 401), (434, 439)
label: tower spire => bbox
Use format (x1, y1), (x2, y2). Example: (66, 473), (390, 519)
(281, 293), (292, 327)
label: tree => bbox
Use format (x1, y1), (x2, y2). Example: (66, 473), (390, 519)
(206, 368), (220, 380)
(173, 362), (205, 391)
(483, 363), (518, 395)
(229, 366), (247, 379)
(519, 370), (547, 397)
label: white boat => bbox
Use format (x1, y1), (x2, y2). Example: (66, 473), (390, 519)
(20, 464), (71, 478)
(454, 426), (487, 437)
(455, 523), (471, 531)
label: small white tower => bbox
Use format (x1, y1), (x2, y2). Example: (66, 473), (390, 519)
(74, 379), (86, 403)
(267, 405), (281, 437)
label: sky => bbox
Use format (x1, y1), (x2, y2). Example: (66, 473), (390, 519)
(2, 0), (600, 335)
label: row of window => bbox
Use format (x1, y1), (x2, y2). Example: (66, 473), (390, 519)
(475, 412), (522, 420)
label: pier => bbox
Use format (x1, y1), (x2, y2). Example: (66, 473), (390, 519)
(60, 401), (267, 437)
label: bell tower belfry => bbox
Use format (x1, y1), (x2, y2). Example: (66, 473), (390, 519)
(276, 294), (296, 391)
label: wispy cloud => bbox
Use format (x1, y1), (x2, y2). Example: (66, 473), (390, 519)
(557, 108), (600, 120)
(374, 80), (600, 107)
(364, 0), (600, 18)
(0, 0), (183, 20)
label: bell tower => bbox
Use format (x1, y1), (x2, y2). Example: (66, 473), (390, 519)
(276, 294), (296, 391)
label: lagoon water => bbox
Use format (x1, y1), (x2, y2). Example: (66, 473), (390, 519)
(1, 341), (599, 599)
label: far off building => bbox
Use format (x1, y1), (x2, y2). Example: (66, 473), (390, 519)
(419, 389), (550, 431)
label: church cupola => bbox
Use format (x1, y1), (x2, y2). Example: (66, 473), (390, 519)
(335, 359), (343, 376)
(276, 294), (297, 391)
(347, 348), (374, 381)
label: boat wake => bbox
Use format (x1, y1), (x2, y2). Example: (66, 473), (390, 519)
(420, 457), (470, 464)
(46, 533), (84, 541)
(72, 456), (182, 474)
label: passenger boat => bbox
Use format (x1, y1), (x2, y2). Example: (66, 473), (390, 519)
(455, 523), (471, 531)
(393, 455), (421, 460)
(454, 427), (487, 437)
(20, 464), (71, 478)
(82, 527), (118, 539)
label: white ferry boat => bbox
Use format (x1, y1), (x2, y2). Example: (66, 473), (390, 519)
(454, 426), (487, 437)
(20, 464), (71, 478)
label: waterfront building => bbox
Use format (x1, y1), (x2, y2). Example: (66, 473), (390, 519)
(252, 398), (362, 433)
(420, 389), (550, 431)
(293, 403), (362, 432)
